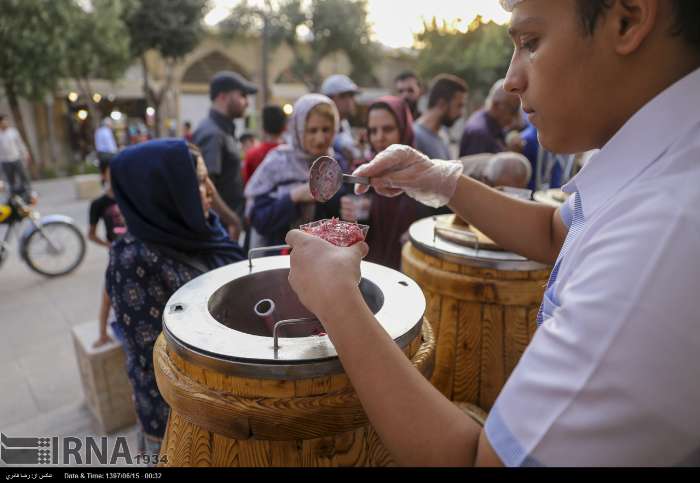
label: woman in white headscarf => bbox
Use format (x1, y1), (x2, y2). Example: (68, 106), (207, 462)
(245, 94), (341, 247)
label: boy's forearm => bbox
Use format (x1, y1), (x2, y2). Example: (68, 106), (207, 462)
(448, 175), (562, 264)
(318, 291), (482, 466)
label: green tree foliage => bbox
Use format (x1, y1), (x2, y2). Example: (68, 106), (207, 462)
(123, 0), (208, 135)
(222, 0), (377, 91)
(0, 0), (74, 163)
(416, 16), (514, 105)
(64, 0), (132, 130)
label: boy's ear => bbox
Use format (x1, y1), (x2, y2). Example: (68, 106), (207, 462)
(604, 0), (659, 56)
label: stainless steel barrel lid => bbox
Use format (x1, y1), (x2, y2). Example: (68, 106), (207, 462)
(162, 255), (425, 379)
(409, 215), (548, 271)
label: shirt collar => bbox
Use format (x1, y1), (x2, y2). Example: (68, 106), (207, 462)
(563, 66), (700, 219)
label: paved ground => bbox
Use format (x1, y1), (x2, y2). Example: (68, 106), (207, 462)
(0, 178), (142, 467)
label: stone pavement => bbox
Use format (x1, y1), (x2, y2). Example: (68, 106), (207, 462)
(0, 178), (142, 467)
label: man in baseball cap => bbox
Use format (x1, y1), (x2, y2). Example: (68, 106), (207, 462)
(321, 74), (362, 170)
(193, 71), (258, 240)
(209, 70), (258, 100)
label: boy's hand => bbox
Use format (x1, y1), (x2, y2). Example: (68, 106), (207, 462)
(285, 229), (368, 320)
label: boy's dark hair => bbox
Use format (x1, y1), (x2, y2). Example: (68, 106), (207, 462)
(262, 105), (287, 135)
(239, 132), (256, 144)
(395, 70), (420, 84)
(577, 0), (700, 51)
(427, 74), (468, 109)
(0, 114), (6, 122)
(184, 121), (192, 129)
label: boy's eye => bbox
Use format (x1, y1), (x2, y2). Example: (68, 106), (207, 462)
(520, 37), (539, 53)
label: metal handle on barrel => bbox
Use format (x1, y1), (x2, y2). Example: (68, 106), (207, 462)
(248, 245), (292, 269)
(272, 317), (319, 358)
(433, 224), (480, 252)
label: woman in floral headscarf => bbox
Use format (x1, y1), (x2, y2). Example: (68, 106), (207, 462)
(245, 94), (344, 247)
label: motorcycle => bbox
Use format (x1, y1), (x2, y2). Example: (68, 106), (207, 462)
(0, 194), (86, 276)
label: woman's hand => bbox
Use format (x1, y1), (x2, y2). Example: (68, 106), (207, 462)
(285, 229), (368, 320)
(290, 183), (315, 204)
(353, 144), (463, 208)
(340, 195), (358, 222)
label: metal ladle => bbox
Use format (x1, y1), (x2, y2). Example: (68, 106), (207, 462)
(309, 156), (370, 203)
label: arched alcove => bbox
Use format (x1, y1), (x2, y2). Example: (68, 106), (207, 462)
(181, 51), (250, 84)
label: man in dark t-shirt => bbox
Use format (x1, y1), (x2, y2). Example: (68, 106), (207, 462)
(89, 194), (126, 244)
(193, 71), (257, 240)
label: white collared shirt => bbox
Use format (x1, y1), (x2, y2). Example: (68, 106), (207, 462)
(485, 66), (700, 467)
(0, 127), (28, 162)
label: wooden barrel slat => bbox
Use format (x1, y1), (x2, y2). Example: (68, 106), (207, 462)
(238, 438), (271, 467)
(452, 302), (482, 404)
(156, 321), (435, 466)
(479, 304), (505, 410)
(365, 427), (395, 467)
(269, 440), (302, 467)
(431, 297), (458, 396)
(190, 424), (213, 467)
(527, 306), (539, 341)
(333, 427), (369, 467)
(402, 242), (549, 412)
(211, 431), (239, 467)
(504, 307), (530, 376)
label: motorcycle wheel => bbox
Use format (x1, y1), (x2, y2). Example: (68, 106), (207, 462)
(22, 220), (86, 277)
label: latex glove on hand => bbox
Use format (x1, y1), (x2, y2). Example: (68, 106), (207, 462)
(352, 144), (464, 208)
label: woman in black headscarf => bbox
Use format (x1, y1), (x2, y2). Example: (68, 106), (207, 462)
(106, 139), (243, 455)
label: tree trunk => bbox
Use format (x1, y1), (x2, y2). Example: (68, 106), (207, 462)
(261, 12), (270, 106)
(141, 55), (160, 137)
(45, 96), (59, 166)
(32, 102), (49, 173)
(4, 82), (37, 178)
(76, 78), (99, 134)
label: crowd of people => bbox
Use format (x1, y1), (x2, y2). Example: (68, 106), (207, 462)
(79, 63), (567, 457)
(9, 0), (696, 467)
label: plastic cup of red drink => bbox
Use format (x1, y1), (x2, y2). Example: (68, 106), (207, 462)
(299, 218), (369, 247)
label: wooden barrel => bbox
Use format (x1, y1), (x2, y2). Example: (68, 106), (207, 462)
(154, 321), (434, 467)
(402, 216), (550, 411)
(154, 255), (433, 467)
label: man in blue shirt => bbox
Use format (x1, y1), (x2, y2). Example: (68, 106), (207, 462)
(459, 79), (521, 157)
(94, 118), (118, 165)
(521, 122), (574, 191)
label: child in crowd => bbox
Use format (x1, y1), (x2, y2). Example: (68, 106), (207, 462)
(88, 156), (126, 347)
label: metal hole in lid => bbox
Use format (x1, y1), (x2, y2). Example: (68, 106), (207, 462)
(208, 268), (384, 338)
